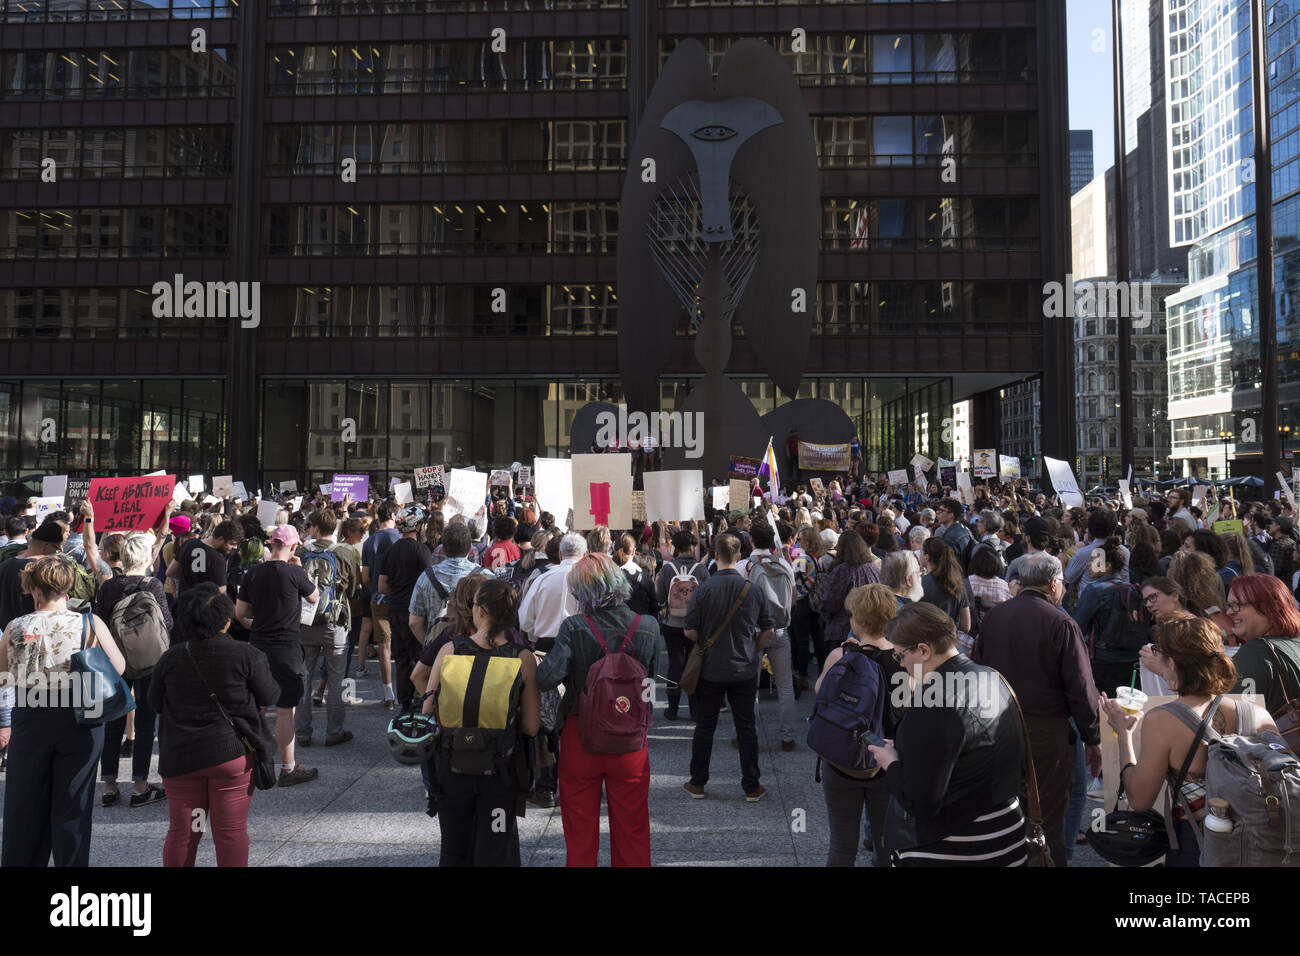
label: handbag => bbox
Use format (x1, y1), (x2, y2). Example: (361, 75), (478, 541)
(994, 673), (1053, 867)
(1263, 640), (1300, 755)
(69, 612), (135, 726)
(184, 643), (277, 791)
(679, 582), (751, 696)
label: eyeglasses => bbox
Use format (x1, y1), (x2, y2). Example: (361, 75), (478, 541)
(892, 645), (926, 664)
(1225, 601), (1255, 613)
(1142, 594), (1161, 606)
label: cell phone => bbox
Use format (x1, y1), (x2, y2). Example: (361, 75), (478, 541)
(861, 730), (886, 748)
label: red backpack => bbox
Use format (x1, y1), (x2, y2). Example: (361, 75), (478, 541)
(578, 614), (653, 754)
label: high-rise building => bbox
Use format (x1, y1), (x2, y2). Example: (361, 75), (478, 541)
(1070, 129), (1094, 196)
(1162, 0), (1300, 478)
(0, 2), (1075, 487)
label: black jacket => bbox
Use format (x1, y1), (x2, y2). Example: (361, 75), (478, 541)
(884, 654), (1025, 848)
(148, 633), (278, 778)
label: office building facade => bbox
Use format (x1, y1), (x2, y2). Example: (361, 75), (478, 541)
(0, 0), (1074, 488)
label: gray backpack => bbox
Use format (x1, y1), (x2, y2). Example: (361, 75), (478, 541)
(1165, 697), (1300, 866)
(748, 553), (792, 630)
(110, 584), (170, 681)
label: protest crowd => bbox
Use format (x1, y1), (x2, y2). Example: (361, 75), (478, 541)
(0, 446), (1298, 869)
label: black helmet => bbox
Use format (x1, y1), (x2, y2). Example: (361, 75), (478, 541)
(1084, 809), (1168, 867)
(387, 712), (438, 765)
(394, 504), (426, 534)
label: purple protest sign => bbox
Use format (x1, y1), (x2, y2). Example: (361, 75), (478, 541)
(331, 473), (369, 501)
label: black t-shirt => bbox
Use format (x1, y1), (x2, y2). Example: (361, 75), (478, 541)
(239, 560), (315, 644)
(0, 555), (34, 629)
(178, 539), (228, 592)
(385, 537), (432, 611)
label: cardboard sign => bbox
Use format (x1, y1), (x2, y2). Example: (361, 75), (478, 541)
(729, 478), (752, 513)
(533, 458), (573, 531)
(571, 454), (632, 531)
(1191, 485), (1208, 508)
(999, 455), (1021, 480)
(34, 496), (63, 522)
(913, 467), (927, 488)
(643, 470), (706, 523)
(1278, 472), (1298, 511)
(1044, 456), (1085, 509)
(64, 478), (91, 512)
(728, 456), (762, 478)
(394, 481), (414, 505)
(188, 474), (205, 493)
(518, 465), (532, 488)
(413, 465), (444, 490)
(910, 454), (934, 473)
(489, 469), (513, 489)
(887, 469), (909, 487)
(213, 475), (234, 497)
(331, 473), (369, 501)
(42, 475), (68, 500)
(809, 477), (825, 495)
(1213, 519), (1244, 536)
(257, 499), (280, 529)
(799, 441), (851, 472)
(972, 450), (996, 479)
(446, 468), (488, 518)
(280, 480), (298, 494)
(711, 486), (730, 510)
(87, 475), (176, 532)
(630, 490), (647, 523)
(955, 471), (975, 506)
(232, 481), (248, 500)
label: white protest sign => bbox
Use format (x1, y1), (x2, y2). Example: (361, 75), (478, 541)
(643, 470), (706, 523)
(394, 481), (414, 505)
(257, 499), (280, 528)
(489, 469), (512, 489)
(172, 481), (189, 505)
(1044, 456), (1085, 508)
(1191, 485), (1207, 508)
(972, 450), (996, 478)
(1117, 478), (1133, 509)
(518, 466), (532, 488)
(533, 458), (573, 531)
(143, 470), (165, 477)
(202, 494), (220, 505)
(413, 465), (444, 489)
(188, 475), (205, 493)
(280, 480), (298, 494)
(913, 466), (927, 487)
(232, 481), (248, 500)
(955, 471), (975, 506)
(212, 475), (234, 497)
(570, 454), (632, 531)
(42, 475), (68, 499)
(887, 469), (909, 487)
(319, 483), (332, 496)
(34, 496), (63, 521)
(291, 496), (302, 513)
(910, 454), (934, 473)
(447, 468), (488, 518)
(1277, 472), (1299, 511)
(711, 486), (730, 511)
(998, 455), (1021, 480)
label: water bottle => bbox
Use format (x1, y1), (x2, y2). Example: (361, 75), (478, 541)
(1204, 797), (1234, 833)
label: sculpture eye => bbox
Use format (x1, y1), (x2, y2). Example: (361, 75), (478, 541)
(692, 125), (736, 141)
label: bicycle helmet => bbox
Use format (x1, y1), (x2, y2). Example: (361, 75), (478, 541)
(387, 712), (438, 765)
(394, 504), (426, 534)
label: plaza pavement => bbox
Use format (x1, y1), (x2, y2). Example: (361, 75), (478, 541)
(0, 648), (1107, 867)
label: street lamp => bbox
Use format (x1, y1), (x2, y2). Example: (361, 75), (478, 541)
(1281, 425), (1294, 460)
(1218, 429), (1233, 480)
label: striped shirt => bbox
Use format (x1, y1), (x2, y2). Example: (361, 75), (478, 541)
(892, 797), (1029, 867)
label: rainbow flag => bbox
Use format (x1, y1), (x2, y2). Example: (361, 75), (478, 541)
(759, 437), (781, 499)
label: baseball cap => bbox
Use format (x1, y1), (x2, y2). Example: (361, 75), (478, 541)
(269, 524), (300, 547)
(1022, 516), (1050, 538)
(169, 515), (192, 535)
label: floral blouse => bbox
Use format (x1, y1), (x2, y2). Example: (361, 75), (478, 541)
(4, 610), (86, 688)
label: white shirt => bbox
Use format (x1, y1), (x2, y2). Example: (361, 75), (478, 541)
(518, 556), (581, 641)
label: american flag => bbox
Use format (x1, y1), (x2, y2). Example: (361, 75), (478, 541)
(849, 207), (868, 294)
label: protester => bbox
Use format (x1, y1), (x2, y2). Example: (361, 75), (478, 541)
(148, 584), (278, 866)
(655, 530), (708, 721)
(819, 532), (881, 658)
(1070, 536), (1141, 696)
(377, 505), (433, 711)
(1, 555), (127, 866)
(295, 509), (359, 747)
(1224, 574), (1300, 713)
(867, 603), (1028, 867)
(744, 520), (797, 751)
(536, 553), (661, 866)
(919, 537), (972, 636)
(359, 503), (399, 705)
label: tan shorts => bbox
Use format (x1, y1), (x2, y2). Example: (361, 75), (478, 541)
(370, 599), (392, 645)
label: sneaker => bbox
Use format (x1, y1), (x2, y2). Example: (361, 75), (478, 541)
(278, 764), (319, 787)
(781, 740), (796, 752)
(383, 699), (396, 711)
(296, 736), (312, 748)
(102, 787), (120, 808)
(129, 784), (166, 808)
(345, 693), (366, 705)
(312, 695), (325, 707)
(325, 730), (353, 746)
(120, 738), (134, 758)
(682, 781), (706, 799)
(745, 785), (768, 803)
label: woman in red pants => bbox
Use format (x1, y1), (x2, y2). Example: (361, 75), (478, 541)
(149, 584), (278, 866)
(536, 553), (661, 866)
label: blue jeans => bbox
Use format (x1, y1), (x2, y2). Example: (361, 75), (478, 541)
(1064, 717), (1087, 862)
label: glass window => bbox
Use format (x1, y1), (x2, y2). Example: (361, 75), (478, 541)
(872, 115), (913, 164)
(871, 34), (912, 83)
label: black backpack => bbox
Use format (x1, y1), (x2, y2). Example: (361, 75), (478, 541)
(1100, 582), (1153, 653)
